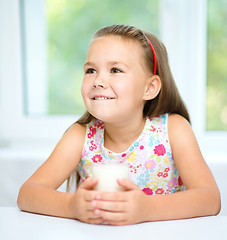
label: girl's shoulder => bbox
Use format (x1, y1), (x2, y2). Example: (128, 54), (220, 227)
(63, 122), (87, 149)
(67, 122), (86, 136)
(168, 113), (191, 131)
(167, 113), (194, 150)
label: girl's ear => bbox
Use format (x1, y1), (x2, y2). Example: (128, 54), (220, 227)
(143, 75), (162, 100)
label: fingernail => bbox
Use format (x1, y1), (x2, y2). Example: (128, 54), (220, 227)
(117, 178), (124, 183)
(95, 194), (101, 200)
(92, 200), (96, 207)
(94, 209), (100, 215)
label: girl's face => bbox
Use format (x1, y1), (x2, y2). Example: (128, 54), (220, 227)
(81, 35), (151, 124)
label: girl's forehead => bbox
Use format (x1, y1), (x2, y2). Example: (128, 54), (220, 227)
(87, 35), (144, 60)
(86, 36), (149, 75)
(91, 35), (140, 46)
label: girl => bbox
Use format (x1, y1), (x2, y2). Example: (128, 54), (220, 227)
(17, 24), (221, 225)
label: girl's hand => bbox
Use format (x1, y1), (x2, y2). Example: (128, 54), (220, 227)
(92, 179), (148, 225)
(72, 177), (104, 224)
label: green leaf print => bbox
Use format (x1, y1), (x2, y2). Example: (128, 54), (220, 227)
(156, 156), (161, 163)
(148, 154), (155, 159)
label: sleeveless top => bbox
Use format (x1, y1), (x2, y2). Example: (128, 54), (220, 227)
(75, 114), (186, 195)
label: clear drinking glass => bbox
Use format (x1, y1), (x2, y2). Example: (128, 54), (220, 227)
(92, 163), (129, 192)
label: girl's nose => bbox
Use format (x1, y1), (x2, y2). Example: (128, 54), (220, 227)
(93, 76), (108, 88)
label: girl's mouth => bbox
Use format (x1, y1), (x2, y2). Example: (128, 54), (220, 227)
(92, 97), (115, 100)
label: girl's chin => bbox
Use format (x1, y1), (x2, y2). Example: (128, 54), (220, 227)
(90, 114), (113, 122)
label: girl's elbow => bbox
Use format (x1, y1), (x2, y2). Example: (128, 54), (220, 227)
(17, 186), (24, 210)
(214, 197), (221, 216)
(17, 184), (29, 211)
(211, 188), (221, 216)
(212, 202), (221, 216)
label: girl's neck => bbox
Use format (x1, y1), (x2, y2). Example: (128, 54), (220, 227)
(103, 117), (146, 153)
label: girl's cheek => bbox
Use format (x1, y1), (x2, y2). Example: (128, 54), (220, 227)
(81, 82), (89, 96)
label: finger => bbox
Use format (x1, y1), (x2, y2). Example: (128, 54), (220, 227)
(95, 209), (125, 223)
(83, 190), (101, 202)
(117, 179), (140, 191)
(87, 216), (104, 225)
(94, 199), (125, 212)
(107, 220), (128, 226)
(79, 177), (98, 190)
(86, 209), (104, 219)
(97, 192), (126, 202)
(83, 199), (96, 211)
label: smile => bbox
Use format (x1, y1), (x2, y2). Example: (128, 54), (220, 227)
(92, 97), (114, 100)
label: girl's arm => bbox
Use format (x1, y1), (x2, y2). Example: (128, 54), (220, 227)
(157, 114), (221, 220)
(17, 123), (102, 224)
(91, 114), (221, 225)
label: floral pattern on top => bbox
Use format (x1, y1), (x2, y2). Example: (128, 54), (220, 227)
(76, 114), (186, 195)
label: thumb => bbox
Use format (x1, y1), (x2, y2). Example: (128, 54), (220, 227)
(79, 177), (98, 190)
(117, 178), (139, 191)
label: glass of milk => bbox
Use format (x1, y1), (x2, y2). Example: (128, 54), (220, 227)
(92, 163), (129, 192)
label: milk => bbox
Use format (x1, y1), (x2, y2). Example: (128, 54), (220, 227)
(92, 164), (129, 192)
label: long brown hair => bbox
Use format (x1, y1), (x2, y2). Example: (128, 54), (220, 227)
(77, 24), (190, 124)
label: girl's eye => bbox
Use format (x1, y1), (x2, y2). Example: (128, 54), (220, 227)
(86, 68), (96, 74)
(111, 68), (121, 73)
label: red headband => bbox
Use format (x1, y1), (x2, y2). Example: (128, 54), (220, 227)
(144, 35), (157, 75)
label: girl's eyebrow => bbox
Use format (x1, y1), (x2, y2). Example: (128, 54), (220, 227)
(109, 61), (129, 68)
(84, 62), (94, 68)
(84, 61), (129, 68)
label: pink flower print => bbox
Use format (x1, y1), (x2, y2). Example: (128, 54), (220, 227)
(142, 188), (153, 195)
(163, 172), (168, 178)
(157, 127), (162, 133)
(140, 145), (144, 150)
(89, 141), (97, 151)
(88, 126), (97, 138)
(150, 125), (156, 132)
(130, 164), (142, 174)
(167, 177), (177, 190)
(144, 160), (156, 170)
(92, 154), (102, 163)
(81, 148), (88, 158)
(154, 144), (166, 156)
(155, 188), (164, 195)
(94, 121), (104, 129)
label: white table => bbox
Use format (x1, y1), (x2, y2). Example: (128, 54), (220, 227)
(0, 207), (227, 240)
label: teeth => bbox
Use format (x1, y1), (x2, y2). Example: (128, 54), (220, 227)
(94, 97), (111, 100)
